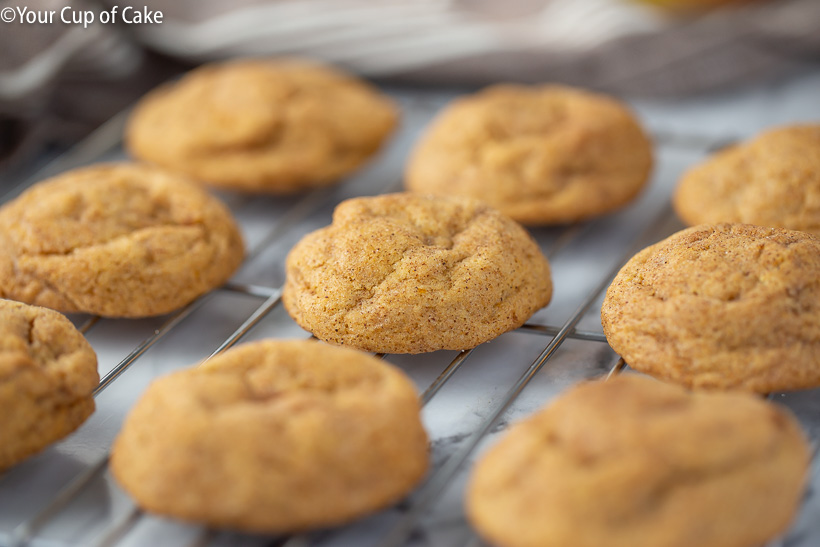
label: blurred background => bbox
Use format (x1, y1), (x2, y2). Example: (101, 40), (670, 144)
(1, 0), (819, 179)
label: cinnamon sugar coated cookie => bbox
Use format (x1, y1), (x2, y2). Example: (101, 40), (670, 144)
(467, 375), (810, 547)
(0, 300), (98, 470)
(674, 125), (820, 235)
(0, 163), (244, 317)
(110, 340), (428, 532)
(126, 59), (398, 193)
(282, 193), (552, 353)
(601, 223), (820, 392)
(405, 85), (653, 225)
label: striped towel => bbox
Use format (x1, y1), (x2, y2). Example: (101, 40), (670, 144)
(1, 0), (818, 170)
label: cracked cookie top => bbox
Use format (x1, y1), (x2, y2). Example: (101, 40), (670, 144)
(110, 339), (428, 533)
(0, 299), (98, 470)
(282, 193), (553, 354)
(674, 125), (820, 235)
(405, 84), (653, 225)
(126, 58), (398, 193)
(601, 223), (820, 392)
(0, 163), (245, 317)
(467, 374), (810, 547)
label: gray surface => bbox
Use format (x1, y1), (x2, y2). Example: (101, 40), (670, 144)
(0, 75), (818, 547)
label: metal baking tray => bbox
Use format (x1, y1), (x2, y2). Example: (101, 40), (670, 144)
(0, 82), (818, 547)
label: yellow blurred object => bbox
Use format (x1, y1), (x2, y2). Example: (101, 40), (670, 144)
(633, 0), (759, 12)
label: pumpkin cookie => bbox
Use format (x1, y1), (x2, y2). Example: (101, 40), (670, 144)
(126, 58), (398, 193)
(601, 223), (820, 392)
(405, 84), (653, 225)
(282, 193), (553, 353)
(674, 125), (820, 235)
(1, 299), (98, 470)
(0, 163), (244, 318)
(110, 339), (428, 533)
(467, 375), (810, 547)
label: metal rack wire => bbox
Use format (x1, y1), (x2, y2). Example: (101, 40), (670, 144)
(0, 91), (817, 547)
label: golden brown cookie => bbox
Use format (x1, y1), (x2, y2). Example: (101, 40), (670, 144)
(674, 125), (820, 235)
(126, 58), (398, 193)
(0, 163), (245, 318)
(110, 339), (428, 533)
(0, 299), (98, 470)
(601, 223), (820, 392)
(467, 374), (810, 547)
(405, 84), (653, 225)
(282, 193), (553, 353)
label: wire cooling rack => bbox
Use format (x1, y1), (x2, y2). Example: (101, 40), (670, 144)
(0, 85), (818, 547)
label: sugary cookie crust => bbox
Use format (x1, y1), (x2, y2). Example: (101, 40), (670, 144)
(406, 84), (653, 225)
(0, 299), (98, 470)
(467, 375), (810, 547)
(126, 59), (398, 193)
(674, 125), (820, 235)
(110, 339), (428, 532)
(601, 223), (820, 392)
(0, 163), (245, 317)
(283, 193), (553, 353)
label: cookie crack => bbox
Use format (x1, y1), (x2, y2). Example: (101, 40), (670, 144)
(484, 100), (568, 143)
(341, 253), (407, 315)
(0, 359), (31, 384)
(627, 278), (820, 349)
(337, 212), (492, 322)
(29, 391), (93, 412)
(15, 221), (209, 258)
(446, 210), (491, 245)
(628, 445), (782, 522)
(204, 366), (384, 408)
(6, 257), (85, 312)
(26, 314), (35, 349)
(238, 374), (282, 404)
